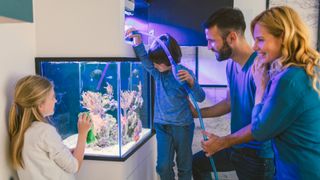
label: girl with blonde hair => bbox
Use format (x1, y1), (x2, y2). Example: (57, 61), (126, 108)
(9, 75), (91, 180)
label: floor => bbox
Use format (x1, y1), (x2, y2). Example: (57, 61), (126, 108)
(191, 115), (238, 180)
(158, 114), (239, 180)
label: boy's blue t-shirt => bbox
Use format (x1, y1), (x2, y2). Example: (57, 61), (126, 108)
(227, 52), (274, 158)
(252, 67), (320, 179)
(134, 44), (205, 126)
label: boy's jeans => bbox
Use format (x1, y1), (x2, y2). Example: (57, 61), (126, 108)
(192, 148), (275, 180)
(155, 122), (195, 180)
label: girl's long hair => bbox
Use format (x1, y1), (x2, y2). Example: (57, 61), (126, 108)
(8, 75), (52, 169)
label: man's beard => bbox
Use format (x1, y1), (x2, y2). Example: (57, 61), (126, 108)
(215, 39), (232, 61)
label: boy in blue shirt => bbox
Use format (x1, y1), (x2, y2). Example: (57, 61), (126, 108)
(126, 28), (205, 180)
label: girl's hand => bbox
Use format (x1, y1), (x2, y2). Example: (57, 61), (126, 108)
(252, 59), (269, 104)
(125, 27), (142, 46)
(77, 113), (92, 136)
(178, 70), (194, 87)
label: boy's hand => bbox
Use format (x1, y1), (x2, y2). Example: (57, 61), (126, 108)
(125, 27), (142, 46)
(178, 70), (194, 87)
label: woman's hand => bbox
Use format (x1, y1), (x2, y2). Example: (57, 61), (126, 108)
(252, 59), (269, 104)
(178, 70), (194, 87)
(125, 27), (142, 46)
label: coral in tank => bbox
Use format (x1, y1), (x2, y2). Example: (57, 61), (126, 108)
(81, 83), (118, 147)
(80, 82), (143, 148)
(120, 82), (143, 144)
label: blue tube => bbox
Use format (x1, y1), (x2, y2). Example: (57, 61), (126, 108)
(131, 30), (219, 180)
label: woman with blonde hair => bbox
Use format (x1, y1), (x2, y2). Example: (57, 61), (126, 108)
(250, 6), (320, 179)
(9, 75), (91, 180)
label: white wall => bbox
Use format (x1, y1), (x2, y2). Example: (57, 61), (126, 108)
(268, 0), (319, 49)
(0, 23), (36, 180)
(34, 0), (135, 57)
(234, 0), (267, 46)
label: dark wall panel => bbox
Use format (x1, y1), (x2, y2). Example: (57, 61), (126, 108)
(148, 0), (234, 46)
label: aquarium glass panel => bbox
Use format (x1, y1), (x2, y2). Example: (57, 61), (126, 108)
(35, 58), (152, 160)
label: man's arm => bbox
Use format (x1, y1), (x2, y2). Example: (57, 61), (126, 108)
(224, 124), (253, 146)
(201, 124), (254, 156)
(192, 90), (231, 118)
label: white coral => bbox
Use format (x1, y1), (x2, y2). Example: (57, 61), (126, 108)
(80, 81), (144, 147)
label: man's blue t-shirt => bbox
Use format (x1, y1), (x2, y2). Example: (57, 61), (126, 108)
(227, 52), (273, 158)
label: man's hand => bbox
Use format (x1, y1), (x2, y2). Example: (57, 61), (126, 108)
(201, 131), (229, 157)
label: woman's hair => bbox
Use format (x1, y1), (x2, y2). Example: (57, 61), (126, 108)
(148, 33), (182, 66)
(251, 6), (320, 94)
(8, 75), (53, 169)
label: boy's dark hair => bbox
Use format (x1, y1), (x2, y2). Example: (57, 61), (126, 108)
(203, 7), (246, 37)
(148, 34), (182, 66)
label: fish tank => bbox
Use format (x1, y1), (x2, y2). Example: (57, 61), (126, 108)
(35, 57), (153, 161)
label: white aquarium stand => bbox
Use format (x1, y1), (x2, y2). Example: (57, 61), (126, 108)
(76, 135), (157, 180)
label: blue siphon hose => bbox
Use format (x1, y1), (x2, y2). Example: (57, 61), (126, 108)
(135, 31), (219, 180)
(185, 87), (219, 180)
